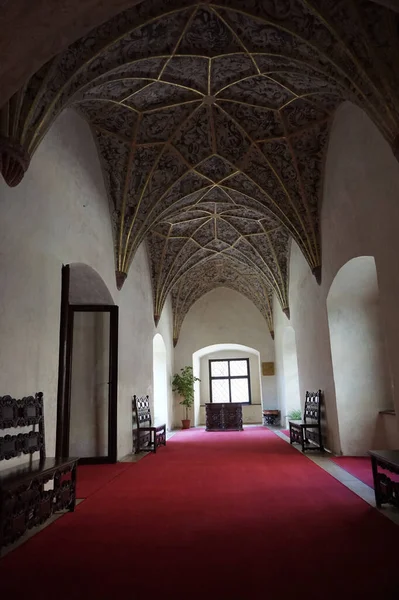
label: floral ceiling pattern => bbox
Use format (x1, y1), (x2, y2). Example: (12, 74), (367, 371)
(1, 0), (398, 341)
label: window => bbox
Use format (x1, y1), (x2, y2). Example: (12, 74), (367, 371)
(209, 358), (251, 404)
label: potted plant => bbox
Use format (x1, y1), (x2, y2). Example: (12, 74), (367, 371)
(172, 366), (200, 429)
(286, 408), (301, 427)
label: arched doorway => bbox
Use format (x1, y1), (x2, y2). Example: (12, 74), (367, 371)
(282, 326), (301, 427)
(327, 256), (392, 455)
(153, 333), (168, 426)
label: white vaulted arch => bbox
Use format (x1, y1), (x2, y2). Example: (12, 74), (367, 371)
(327, 256), (392, 455)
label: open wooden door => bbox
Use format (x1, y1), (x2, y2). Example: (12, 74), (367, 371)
(56, 266), (118, 463)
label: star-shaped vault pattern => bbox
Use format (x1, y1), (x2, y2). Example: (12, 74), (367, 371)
(1, 0), (398, 341)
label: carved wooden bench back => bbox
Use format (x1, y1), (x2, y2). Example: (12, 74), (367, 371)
(0, 392), (45, 464)
(303, 390), (321, 425)
(132, 395), (153, 429)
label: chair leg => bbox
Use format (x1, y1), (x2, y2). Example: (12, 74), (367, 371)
(301, 434), (305, 453)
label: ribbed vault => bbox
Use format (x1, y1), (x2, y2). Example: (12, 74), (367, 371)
(1, 0), (398, 340)
(171, 254), (275, 345)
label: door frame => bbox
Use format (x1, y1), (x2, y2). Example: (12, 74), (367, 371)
(56, 265), (119, 463)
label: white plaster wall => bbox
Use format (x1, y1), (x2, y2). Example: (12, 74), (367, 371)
(173, 287), (275, 427)
(273, 295), (301, 427)
(327, 257), (390, 454)
(382, 414), (398, 448)
(288, 101), (399, 453)
(198, 349), (262, 425)
(153, 333), (168, 427)
(69, 311), (110, 457)
(0, 108), (173, 468)
(154, 295), (174, 430)
(273, 295), (286, 419)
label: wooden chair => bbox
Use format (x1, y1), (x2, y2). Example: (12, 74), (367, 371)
(289, 390), (324, 452)
(132, 395), (166, 454)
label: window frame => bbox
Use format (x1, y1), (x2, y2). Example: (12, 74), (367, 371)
(208, 358), (252, 404)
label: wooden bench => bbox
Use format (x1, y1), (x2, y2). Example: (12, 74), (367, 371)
(132, 395), (166, 454)
(0, 392), (78, 550)
(289, 390), (324, 452)
(369, 450), (399, 508)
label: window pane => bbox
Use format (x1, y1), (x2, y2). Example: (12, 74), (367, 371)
(211, 361), (228, 377)
(229, 360), (248, 376)
(211, 379), (229, 403)
(231, 378), (249, 403)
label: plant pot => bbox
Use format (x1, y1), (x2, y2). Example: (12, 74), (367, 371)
(182, 419), (191, 429)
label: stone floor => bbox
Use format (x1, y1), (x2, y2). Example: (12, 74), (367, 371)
(2, 425), (398, 558)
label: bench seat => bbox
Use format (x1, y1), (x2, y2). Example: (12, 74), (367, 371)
(0, 393), (78, 550)
(288, 419), (319, 428)
(0, 457), (77, 488)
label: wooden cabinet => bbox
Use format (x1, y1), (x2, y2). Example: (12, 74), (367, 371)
(205, 403), (243, 431)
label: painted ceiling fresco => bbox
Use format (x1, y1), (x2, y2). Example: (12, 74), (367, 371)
(1, 0), (398, 342)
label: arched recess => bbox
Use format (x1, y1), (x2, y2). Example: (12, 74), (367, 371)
(69, 262), (114, 305)
(281, 326), (301, 427)
(153, 333), (168, 427)
(327, 256), (392, 455)
(192, 343), (262, 427)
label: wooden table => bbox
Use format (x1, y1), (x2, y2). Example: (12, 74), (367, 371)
(263, 409), (280, 426)
(368, 450), (399, 508)
(205, 403), (243, 431)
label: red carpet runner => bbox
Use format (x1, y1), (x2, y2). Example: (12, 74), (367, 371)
(331, 456), (374, 487)
(76, 463), (134, 498)
(1, 428), (397, 599)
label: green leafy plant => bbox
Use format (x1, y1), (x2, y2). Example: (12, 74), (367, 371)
(287, 408), (302, 420)
(172, 366), (200, 420)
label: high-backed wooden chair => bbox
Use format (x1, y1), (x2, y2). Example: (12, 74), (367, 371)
(289, 390), (324, 452)
(132, 395), (166, 454)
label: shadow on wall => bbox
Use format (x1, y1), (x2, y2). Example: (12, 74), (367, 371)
(69, 262), (114, 305)
(327, 256), (393, 455)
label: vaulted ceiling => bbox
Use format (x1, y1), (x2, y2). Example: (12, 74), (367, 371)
(1, 0), (398, 342)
